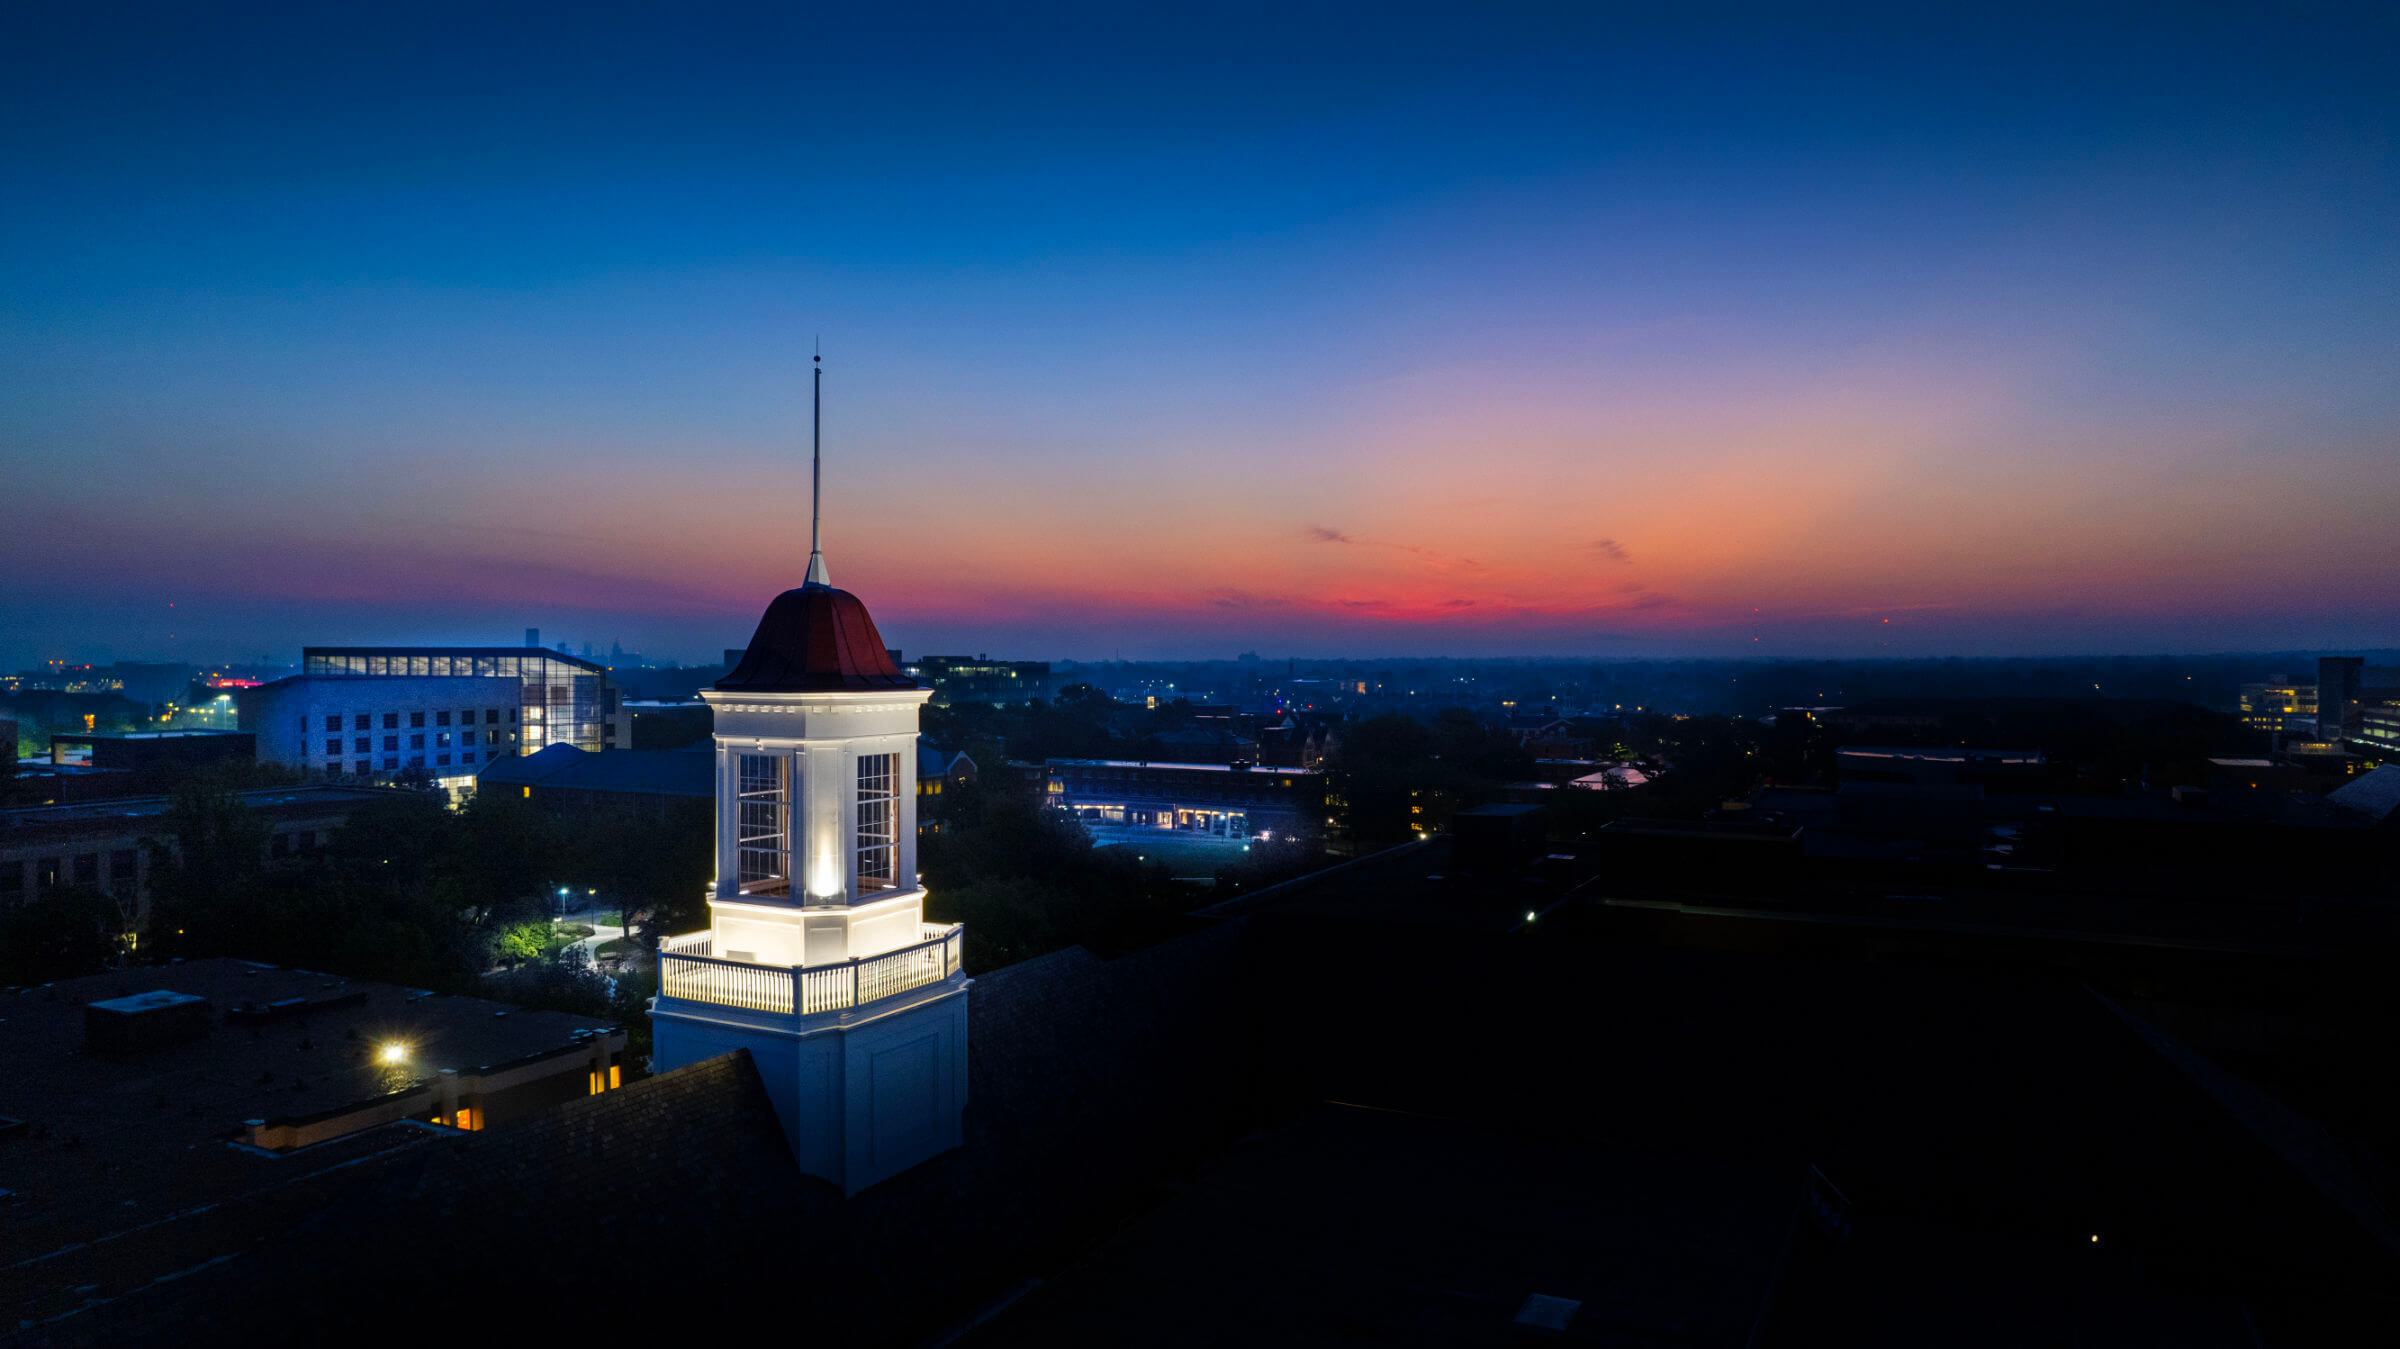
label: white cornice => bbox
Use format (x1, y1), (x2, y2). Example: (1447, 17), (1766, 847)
(702, 689), (933, 711)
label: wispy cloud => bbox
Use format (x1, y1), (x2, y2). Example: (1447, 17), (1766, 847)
(1303, 523), (1482, 572)
(1207, 588), (1289, 609)
(1589, 538), (1631, 564)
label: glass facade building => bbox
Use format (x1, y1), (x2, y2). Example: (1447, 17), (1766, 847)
(300, 647), (626, 755)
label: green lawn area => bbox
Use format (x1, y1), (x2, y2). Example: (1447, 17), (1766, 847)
(1090, 831), (1255, 876)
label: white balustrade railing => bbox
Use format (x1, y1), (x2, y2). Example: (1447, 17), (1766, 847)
(658, 924), (964, 1017)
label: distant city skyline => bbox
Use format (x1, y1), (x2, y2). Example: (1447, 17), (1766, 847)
(5, 4), (2397, 668)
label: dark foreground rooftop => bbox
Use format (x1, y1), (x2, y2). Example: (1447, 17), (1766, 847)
(20, 831), (2399, 1345)
(22, 1051), (801, 1344)
(0, 958), (620, 1326)
(974, 1103), (1795, 1347)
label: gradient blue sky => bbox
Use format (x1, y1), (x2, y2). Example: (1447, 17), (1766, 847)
(4, 2), (2396, 666)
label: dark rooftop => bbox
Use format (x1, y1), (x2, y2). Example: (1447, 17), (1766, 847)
(1, 785), (393, 847)
(474, 741), (713, 797)
(16, 1052), (800, 1341)
(46, 731), (251, 743)
(974, 1103), (1795, 1347)
(0, 957), (621, 1318)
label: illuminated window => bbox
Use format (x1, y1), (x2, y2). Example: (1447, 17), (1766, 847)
(857, 753), (898, 890)
(522, 786), (531, 798)
(738, 754), (790, 897)
(610, 1064), (620, 1089)
(453, 1106), (480, 1131)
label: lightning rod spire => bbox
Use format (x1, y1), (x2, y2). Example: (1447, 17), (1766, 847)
(805, 344), (829, 587)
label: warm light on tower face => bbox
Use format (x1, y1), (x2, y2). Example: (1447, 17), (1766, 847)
(807, 810), (841, 902)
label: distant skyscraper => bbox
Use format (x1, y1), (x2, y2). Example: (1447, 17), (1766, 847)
(2318, 656), (2364, 740)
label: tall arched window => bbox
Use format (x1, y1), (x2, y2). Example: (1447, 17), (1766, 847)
(738, 753), (789, 897)
(856, 753), (898, 890)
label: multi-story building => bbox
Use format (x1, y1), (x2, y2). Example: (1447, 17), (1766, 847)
(917, 744), (976, 835)
(0, 784), (390, 929)
(1044, 758), (1324, 840)
(240, 647), (629, 793)
(1836, 746), (2048, 790)
(2237, 680), (2316, 735)
(46, 730), (254, 773)
(2317, 656), (2365, 741)
(0, 957), (627, 1313)
(2351, 689), (2400, 764)
(901, 654), (1053, 706)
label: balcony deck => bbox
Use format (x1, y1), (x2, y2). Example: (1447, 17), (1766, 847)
(658, 923), (964, 1018)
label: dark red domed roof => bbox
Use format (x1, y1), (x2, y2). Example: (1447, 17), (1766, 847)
(716, 583), (915, 693)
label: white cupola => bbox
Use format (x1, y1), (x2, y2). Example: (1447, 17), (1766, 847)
(649, 358), (969, 1195)
(698, 582), (934, 967)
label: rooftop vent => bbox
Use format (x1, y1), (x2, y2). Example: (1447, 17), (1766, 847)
(84, 990), (211, 1053)
(1514, 1294), (1579, 1333)
(225, 990), (367, 1025)
(1451, 803), (1548, 874)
